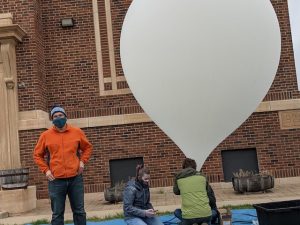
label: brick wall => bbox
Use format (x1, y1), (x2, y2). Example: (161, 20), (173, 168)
(41, 0), (140, 113)
(19, 123), (185, 199)
(2, 0), (298, 110)
(264, 0), (300, 101)
(0, 0), (47, 111)
(38, 0), (300, 113)
(202, 111), (300, 180)
(1, 0), (299, 198)
(20, 112), (300, 198)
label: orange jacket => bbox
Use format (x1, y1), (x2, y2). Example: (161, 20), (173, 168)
(33, 124), (92, 178)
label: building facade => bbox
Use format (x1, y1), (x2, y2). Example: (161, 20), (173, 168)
(0, 0), (299, 199)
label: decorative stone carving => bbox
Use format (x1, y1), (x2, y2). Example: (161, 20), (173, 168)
(4, 77), (14, 89)
(279, 110), (300, 129)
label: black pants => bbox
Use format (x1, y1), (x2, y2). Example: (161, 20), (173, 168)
(48, 175), (86, 225)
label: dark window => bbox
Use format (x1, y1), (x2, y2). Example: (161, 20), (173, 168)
(221, 148), (259, 182)
(109, 157), (144, 186)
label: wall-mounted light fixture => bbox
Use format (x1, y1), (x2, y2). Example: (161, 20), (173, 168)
(61, 18), (74, 28)
(18, 81), (26, 89)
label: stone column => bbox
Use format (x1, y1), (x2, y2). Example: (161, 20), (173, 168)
(0, 13), (26, 170)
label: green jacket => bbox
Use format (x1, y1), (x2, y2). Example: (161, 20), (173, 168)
(173, 168), (212, 219)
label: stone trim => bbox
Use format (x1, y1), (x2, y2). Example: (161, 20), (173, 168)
(18, 110), (50, 131)
(99, 88), (131, 96)
(0, 14), (26, 42)
(92, 0), (130, 96)
(18, 99), (300, 130)
(279, 110), (300, 129)
(92, 0), (105, 95)
(103, 76), (126, 83)
(0, 24), (26, 42)
(104, 0), (117, 91)
(18, 111), (151, 130)
(255, 99), (300, 112)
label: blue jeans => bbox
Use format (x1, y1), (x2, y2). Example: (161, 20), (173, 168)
(174, 209), (212, 225)
(48, 175), (86, 225)
(125, 216), (164, 225)
(211, 209), (219, 224)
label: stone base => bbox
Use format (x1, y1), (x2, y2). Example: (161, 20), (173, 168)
(0, 186), (36, 213)
(0, 211), (8, 219)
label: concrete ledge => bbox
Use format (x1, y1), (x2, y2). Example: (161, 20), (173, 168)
(275, 176), (300, 184)
(0, 186), (36, 213)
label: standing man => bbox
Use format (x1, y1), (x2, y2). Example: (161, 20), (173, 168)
(33, 106), (92, 225)
(173, 158), (219, 225)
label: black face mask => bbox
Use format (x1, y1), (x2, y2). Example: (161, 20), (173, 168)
(53, 117), (67, 128)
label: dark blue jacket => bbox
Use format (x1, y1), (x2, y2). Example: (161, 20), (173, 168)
(123, 180), (153, 219)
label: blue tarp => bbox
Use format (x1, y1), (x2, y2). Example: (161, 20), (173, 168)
(231, 209), (258, 225)
(26, 210), (259, 225)
(70, 215), (179, 225)
(26, 215), (179, 225)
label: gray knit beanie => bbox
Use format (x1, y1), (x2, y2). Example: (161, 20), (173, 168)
(50, 106), (67, 119)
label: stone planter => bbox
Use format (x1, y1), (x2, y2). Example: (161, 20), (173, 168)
(232, 174), (274, 193)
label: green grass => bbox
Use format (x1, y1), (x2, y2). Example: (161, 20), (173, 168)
(222, 204), (254, 210)
(29, 219), (49, 225)
(88, 212), (124, 221)
(156, 210), (172, 216)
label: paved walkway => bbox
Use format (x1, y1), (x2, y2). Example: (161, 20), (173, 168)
(0, 177), (299, 225)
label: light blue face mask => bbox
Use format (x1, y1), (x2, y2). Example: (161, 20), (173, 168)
(53, 117), (67, 128)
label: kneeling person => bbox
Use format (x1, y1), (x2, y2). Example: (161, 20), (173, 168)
(173, 158), (214, 225)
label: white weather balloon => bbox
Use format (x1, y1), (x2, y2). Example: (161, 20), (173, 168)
(120, 0), (281, 168)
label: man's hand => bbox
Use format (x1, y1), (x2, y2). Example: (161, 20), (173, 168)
(46, 170), (55, 181)
(145, 209), (156, 218)
(78, 161), (84, 175)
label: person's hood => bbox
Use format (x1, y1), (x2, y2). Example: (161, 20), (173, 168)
(175, 167), (198, 179)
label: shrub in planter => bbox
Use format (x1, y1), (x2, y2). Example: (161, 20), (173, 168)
(104, 181), (126, 203)
(232, 169), (274, 193)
